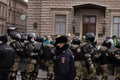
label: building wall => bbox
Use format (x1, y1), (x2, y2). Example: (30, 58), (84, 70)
(27, 0), (120, 43)
(27, 0), (42, 34)
(7, 0), (28, 33)
(0, 0), (27, 35)
(0, 1), (7, 34)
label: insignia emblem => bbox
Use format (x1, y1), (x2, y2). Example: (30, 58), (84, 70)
(61, 57), (65, 63)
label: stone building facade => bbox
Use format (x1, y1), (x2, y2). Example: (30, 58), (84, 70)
(7, 0), (27, 33)
(0, 0), (27, 35)
(0, 0), (7, 34)
(27, 0), (120, 42)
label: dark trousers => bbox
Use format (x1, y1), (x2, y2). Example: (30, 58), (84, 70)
(0, 72), (10, 80)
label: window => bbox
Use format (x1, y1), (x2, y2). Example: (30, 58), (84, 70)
(83, 16), (96, 35)
(8, 12), (11, 22)
(55, 15), (66, 34)
(113, 16), (120, 36)
(0, 25), (4, 34)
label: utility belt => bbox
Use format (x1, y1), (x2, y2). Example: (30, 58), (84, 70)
(14, 55), (20, 62)
(44, 60), (54, 67)
(26, 52), (39, 60)
(80, 60), (86, 67)
(26, 52), (38, 56)
(30, 52), (38, 56)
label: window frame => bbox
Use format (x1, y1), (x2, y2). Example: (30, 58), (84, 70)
(113, 16), (120, 36)
(83, 15), (96, 35)
(55, 15), (66, 35)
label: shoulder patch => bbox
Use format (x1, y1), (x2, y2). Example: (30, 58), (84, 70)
(61, 57), (65, 63)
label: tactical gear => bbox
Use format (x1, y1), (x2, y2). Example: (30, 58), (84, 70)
(21, 34), (27, 42)
(36, 36), (44, 42)
(24, 40), (42, 80)
(25, 41), (42, 57)
(10, 40), (23, 56)
(102, 38), (113, 48)
(7, 27), (17, 36)
(70, 43), (81, 80)
(14, 33), (21, 40)
(114, 48), (120, 79)
(84, 43), (93, 53)
(95, 44), (110, 79)
(86, 32), (95, 42)
(9, 31), (18, 40)
(42, 44), (55, 79)
(71, 37), (81, 45)
(27, 33), (36, 41)
(9, 37), (24, 80)
(80, 40), (97, 80)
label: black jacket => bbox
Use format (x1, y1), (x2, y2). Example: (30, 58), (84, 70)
(54, 44), (75, 80)
(0, 43), (16, 71)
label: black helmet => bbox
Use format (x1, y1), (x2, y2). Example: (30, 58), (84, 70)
(15, 33), (21, 40)
(86, 33), (95, 42)
(84, 44), (93, 53)
(36, 36), (44, 42)
(102, 39), (112, 48)
(10, 31), (20, 40)
(27, 33), (36, 41)
(71, 37), (81, 45)
(7, 27), (17, 35)
(21, 34), (27, 42)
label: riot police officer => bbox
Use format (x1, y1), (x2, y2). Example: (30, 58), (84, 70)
(19, 34), (27, 80)
(42, 42), (55, 80)
(70, 37), (81, 80)
(23, 33), (42, 80)
(7, 27), (17, 42)
(0, 35), (16, 80)
(95, 38), (111, 80)
(80, 33), (97, 80)
(9, 32), (23, 80)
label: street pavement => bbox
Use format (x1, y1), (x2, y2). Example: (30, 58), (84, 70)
(17, 69), (116, 80)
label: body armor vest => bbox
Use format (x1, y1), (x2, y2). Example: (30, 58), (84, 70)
(10, 40), (23, 56)
(25, 41), (42, 58)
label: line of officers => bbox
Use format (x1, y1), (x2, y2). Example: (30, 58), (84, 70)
(0, 31), (120, 80)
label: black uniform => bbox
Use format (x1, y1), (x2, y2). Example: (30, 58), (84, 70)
(54, 44), (75, 80)
(0, 36), (16, 80)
